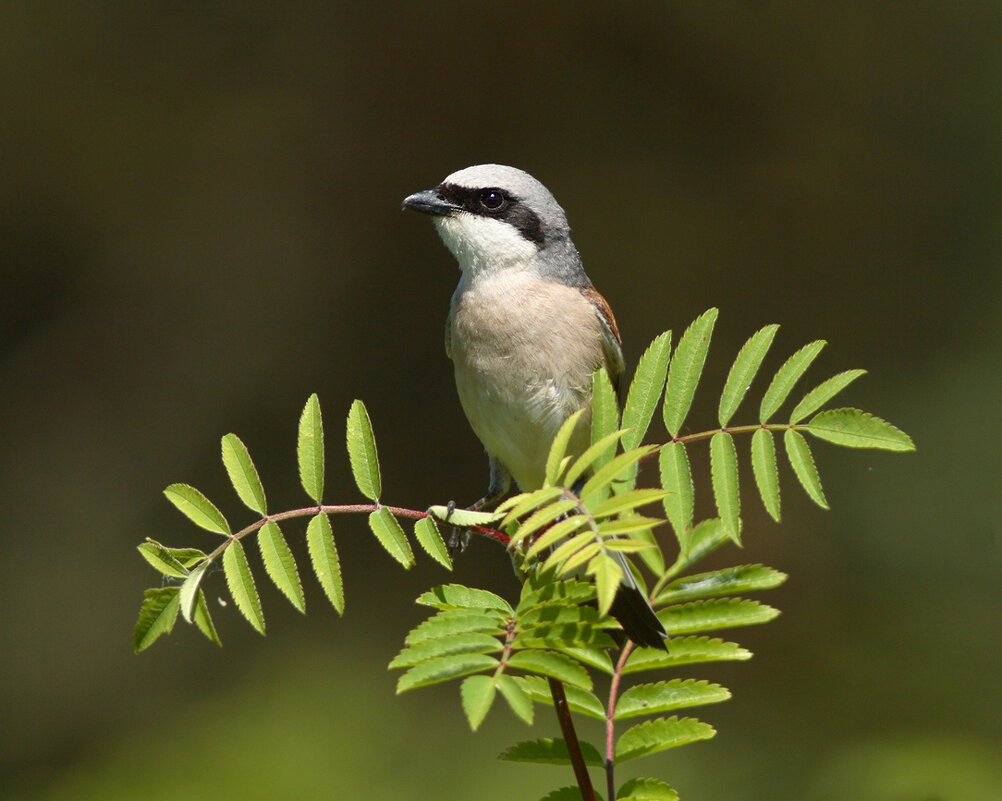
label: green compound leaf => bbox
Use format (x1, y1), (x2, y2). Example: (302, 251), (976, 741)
(297, 393), (325, 503)
(133, 587), (180, 653)
(496, 674), (534, 725)
(759, 340), (826, 422)
(258, 520), (305, 613)
(617, 777), (679, 801)
(405, 610), (507, 646)
(137, 539), (197, 578)
(784, 428), (829, 508)
(658, 598), (779, 635)
(546, 409), (585, 487)
(622, 636), (751, 674)
(580, 445), (658, 508)
(654, 564), (787, 605)
(718, 323), (779, 427)
(622, 331), (672, 451)
(390, 632), (502, 669)
(163, 483), (230, 536)
(461, 674), (496, 731)
(805, 408), (916, 451)
(507, 650), (592, 690)
(179, 560), (209, 623)
(306, 513), (344, 614)
(498, 738), (604, 767)
(615, 715), (715, 762)
(615, 679), (731, 719)
(223, 539), (265, 635)
(346, 399), (382, 501)
(396, 653), (499, 693)
(511, 675), (606, 720)
(750, 428), (781, 521)
(565, 430), (629, 491)
(192, 588), (222, 647)
(663, 308), (718, 438)
(416, 584), (513, 614)
(368, 507), (414, 569)
(709, 432), (741, 544)
(659, 440), (695, 552)
(414, 516), (452, 570)
(790, 369), (867, 423)
(221, 433), (267, 515)
(590, 367), (621, 476)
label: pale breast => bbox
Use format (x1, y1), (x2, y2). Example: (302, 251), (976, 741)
(449, 271), (604, 489)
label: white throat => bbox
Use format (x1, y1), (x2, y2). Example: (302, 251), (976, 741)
(434, 213), (538, 275)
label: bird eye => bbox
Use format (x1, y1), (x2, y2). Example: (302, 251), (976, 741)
(479, 189), (506, 212)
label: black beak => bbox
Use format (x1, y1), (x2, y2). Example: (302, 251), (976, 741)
(401, 188), (460, 216)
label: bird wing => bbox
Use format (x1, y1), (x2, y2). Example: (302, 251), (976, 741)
(581, 286), (625, 404)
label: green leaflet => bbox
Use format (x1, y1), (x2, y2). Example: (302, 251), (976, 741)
(654, 564), (787, 605)
(615, 679), (730, 719)
(622, 636), (751, 674)
(790, 369), (867, 423)
(541, 531), (596, 572)
(258, 520), (305, 613)
(667, 518), (730, 576)
(805, 407), (916, 451)
(516, 579), (596, 613)
(750, 428), (781, 521)
(368, 507), (414, 568)
(523, 516), (590, 559)
(659, 442), (694, 550)
(137, 539), (195, 578)
(591, 489), (668, 519)
(179, 560), (209, 623)
(427, 505), (504, 528)
(663, 308), (718, 438)
(496, 674), (534, 725)
(414, 517), (452, 570)
(192, 588), (221, 647)
(709, 432), (741, 544)
(133, 587), (180, 653)
(622, 331), (672, 452)
(297, 393), (325, 503)
(163, 483), (230, 536)
(718, 323), (779, 427)
(498, 738), (604, 767)
(346, 399), (382, 501)
(511, 675), (606, 720)
(461, 674), (496, 731)
(658, 598), (779, 635)
(306, 513), (344, 614)
(545, 408), (585, 486)
(565, 429), (629, 491)
(390, 632), (502, 668)
(507, 650), (592, 690)
(759, 340), (826, 422)
(416, 584), (513, 613)
(615, 716), (715, 762)
(556, 645), (614, 675)
(587, 553), (623, 617)
(580, 445), (658, 508)
(517, 500), (582, 549)
(616, 777), (679, 801)
(396, 653), (499, 693)
(501, 487), (565, 526)
(405, 610), (507, 646)
(784, 429), (829, 508)
(223, 539), (265, 634)
(590, 367), (621, 476)
(221, 433), (267, 515)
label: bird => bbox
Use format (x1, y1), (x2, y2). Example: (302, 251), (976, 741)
(402, 164), (667, 650)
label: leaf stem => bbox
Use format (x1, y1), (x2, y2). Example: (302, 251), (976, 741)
(548, 677), (597, 801)
(605, 642), (634, 800)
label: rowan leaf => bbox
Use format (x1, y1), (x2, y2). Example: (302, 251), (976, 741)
(297, 393), (325, 503)
(368, 507), (414, 568)
(709, 432), (741, 544)
(615, 716), (715, 762)
(414, 516), (452, 570)
(258, 520), (305, 613)
(759, 340), (826, 422)
(659, 442), (694, 550)
(221, 433), (267, 515)
(461, 674), (496, 731)
(163, 484), (229, 536)
(718, 324), (778, 427)
(307, 513), (344, 613)
(346, 399), (381, 500)
(223, 539), (264, 634)
(790, 369), (867, 423)
(784, 429), (829, 508)
(805, 408), (915, 451)
(663, 308), (718, 437)
(750, 428), (781, 521)
(133, 587), (180, 653)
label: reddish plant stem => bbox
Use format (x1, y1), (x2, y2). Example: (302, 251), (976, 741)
(605, 642), (635, 801)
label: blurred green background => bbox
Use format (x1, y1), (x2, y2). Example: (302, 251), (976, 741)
(2, 3), (1000, 800)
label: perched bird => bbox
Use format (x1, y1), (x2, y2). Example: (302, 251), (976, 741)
(403, 164), (667, 649)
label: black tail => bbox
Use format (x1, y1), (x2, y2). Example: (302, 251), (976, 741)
(610, 582), (667, 650)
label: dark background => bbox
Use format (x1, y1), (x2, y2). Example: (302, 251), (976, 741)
(2, 4), (1000, 800)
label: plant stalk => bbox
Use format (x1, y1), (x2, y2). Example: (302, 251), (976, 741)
(548, 677), (596, 801)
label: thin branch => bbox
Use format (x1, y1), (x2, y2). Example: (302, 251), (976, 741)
(548, 677), (597, 801)
(605, 642), (635, 801)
